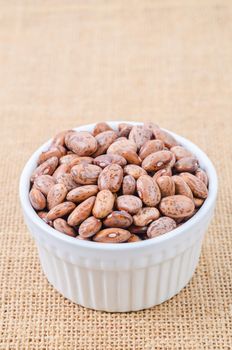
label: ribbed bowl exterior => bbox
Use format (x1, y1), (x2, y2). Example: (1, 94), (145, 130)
(24, 206), (213, 312)
(20, 122), (217, 312)
(37, 239), (202, 312)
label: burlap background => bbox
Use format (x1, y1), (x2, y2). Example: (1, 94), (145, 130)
(1, 1), (232, 349)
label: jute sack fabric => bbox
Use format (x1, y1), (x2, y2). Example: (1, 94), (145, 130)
(0, 1), (231, 349)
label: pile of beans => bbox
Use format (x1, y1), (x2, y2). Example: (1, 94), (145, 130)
(29, 122), (208, 243)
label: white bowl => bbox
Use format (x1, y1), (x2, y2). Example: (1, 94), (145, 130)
(19, 121), (218, 312)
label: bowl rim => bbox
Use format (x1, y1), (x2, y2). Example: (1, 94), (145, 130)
(19, 121), (218, 251)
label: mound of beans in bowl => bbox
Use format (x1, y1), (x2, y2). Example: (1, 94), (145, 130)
(29, 122), (209, 243)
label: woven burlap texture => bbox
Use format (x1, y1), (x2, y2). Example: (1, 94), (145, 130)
(1, 1), (232, 349)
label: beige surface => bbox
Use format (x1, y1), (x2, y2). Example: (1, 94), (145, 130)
(1, 1), (232, 349)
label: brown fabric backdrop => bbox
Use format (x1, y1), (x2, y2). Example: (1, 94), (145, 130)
(1, 1), (232, 349)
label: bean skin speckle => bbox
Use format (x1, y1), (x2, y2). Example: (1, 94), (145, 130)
(30, 122), (208, 243)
